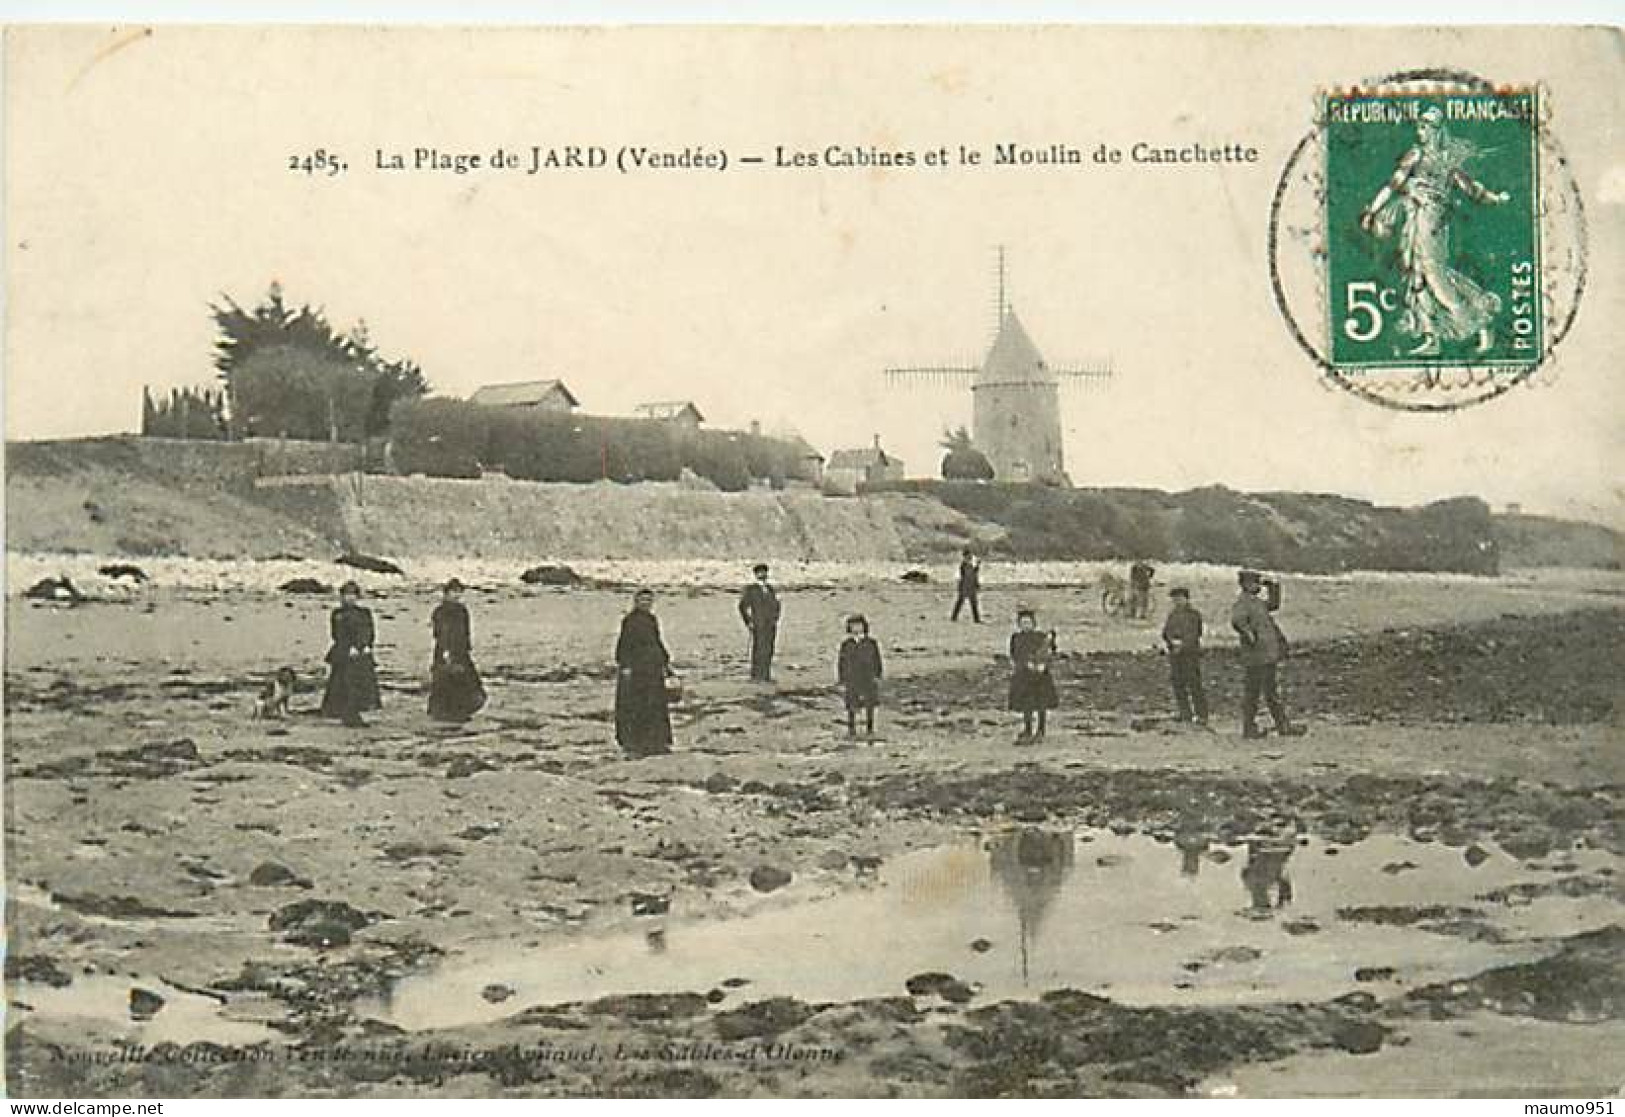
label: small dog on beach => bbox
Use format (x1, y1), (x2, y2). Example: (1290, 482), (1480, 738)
(1097, 571), (1127, 611)
(253, 668), (298, 720)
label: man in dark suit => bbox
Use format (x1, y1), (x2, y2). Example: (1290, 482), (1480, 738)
(951, 548), (982, 623)
(738, 562), (782, 682)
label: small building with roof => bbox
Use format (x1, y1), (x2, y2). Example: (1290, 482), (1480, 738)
(787, 434), (827, 485)
(469, 379), (580, 412)
(750, 420), (826, 485)
(633, 400), (706, 429)
(825, 436), (905, 494)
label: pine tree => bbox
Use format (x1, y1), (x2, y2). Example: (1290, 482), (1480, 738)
(210, 284), (431, 440)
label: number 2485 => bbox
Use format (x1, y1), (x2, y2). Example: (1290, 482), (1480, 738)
(289, 149), (348, 177)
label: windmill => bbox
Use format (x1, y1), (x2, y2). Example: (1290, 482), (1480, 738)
(884, 248), (1112, 484)
(988, 828), (1077, 986)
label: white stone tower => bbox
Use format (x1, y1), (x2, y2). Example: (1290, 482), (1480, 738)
(884, 249), (1111, 484)
(972, 307), (1065, 484)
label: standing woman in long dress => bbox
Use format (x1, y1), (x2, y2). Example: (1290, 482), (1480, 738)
(321, 580), (381, 728)
(614, 588), (675, 757)
(427, 578), (486, 723)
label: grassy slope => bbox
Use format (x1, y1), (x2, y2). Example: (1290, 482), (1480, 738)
(5, 437), (343, 560)
(878, 481), (1511, 574)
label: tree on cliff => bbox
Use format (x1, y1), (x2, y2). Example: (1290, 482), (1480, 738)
(210, 285), (430, 440)
(141, 385), (228, 440)
(940, 426), (994, 482)
(228, 345), (377, 443)
(344, 319), (432, 438)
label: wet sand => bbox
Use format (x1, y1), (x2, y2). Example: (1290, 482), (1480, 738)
(5, 567), (1623, 1097)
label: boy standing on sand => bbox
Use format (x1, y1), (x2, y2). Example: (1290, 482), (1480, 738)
(951, 548), (983, 623)
(1161, 586), (1208, 725)
(836, 614), (883, 740)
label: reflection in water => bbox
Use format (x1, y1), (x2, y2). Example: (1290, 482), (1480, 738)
(1175, 831), (1209, 878)
(342, 829), (1621, 1033)
(1241, 840), (1295, 916)
(988, 827), (1076, 985)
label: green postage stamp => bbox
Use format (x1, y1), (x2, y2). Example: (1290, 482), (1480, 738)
(1323, 88), (1541, 372)
(1268, 71), (1585, 411)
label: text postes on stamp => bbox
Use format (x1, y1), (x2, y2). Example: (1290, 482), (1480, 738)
(1269, 71), (1587, 413)
(1327, 88), (1540, 372)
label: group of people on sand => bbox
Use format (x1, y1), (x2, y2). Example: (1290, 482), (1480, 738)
(315, 578), (485, 729)
(607, 565), (887, 758)
(1158, 568), (1305, 739)
(944, 548), (1304, 742)
(312, 555), (1305, 754)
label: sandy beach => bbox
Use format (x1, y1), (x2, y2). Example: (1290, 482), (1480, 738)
(4, 562), (1622, 1096)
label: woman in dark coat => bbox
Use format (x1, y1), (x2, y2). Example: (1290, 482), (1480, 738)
(321, 581), (382, 728)
(1008, 607), (1058, 744)
(614, 589), (675, 757)
(427, 578), (486, 723)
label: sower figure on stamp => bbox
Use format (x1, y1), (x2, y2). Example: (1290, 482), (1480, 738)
(615, 588), (675, 758)
(1161, 586), (1208, 726)
(738, 562), (782, 683)
(427, 578), (486, 724)
(836, 613), (883, 741)
(1230, 569), (1305, 740)
(952, 548), (983, 623)
(320, 580), (381, 729)
(1358, 105), (1510, 358)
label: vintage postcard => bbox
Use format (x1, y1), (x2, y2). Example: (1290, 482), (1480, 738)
(3, 23), (1622, 1101)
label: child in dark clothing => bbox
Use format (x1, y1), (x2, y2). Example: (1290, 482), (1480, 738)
(1008, 607), (1059, 744)
(1161, 586), (1209, 725)
(837, 614), (883, 739)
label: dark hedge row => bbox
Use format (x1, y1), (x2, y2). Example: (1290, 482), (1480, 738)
(389, 398), (810, 491)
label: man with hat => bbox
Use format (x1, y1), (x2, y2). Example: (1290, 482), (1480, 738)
(738, 562), (782, 683)
(1161, 585), (1208, 725)
(1230, 569), (1304, 739)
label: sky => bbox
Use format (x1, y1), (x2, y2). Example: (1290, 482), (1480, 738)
(6, 25), (1622, 524)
